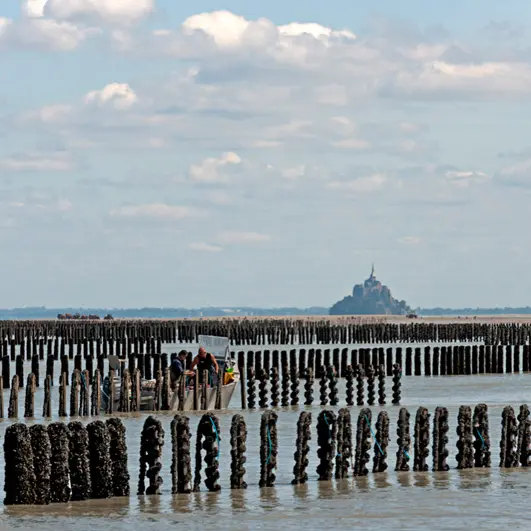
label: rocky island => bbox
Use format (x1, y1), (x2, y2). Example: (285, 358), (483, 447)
(329, 265), (412, 315)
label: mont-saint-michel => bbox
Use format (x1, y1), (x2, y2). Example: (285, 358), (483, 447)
(329, 265), (412, 316)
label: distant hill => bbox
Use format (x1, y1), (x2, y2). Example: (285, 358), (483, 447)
(329, 266), (411, 316)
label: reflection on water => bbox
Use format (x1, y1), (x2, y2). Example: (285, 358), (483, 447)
(0, 366), (531, 529)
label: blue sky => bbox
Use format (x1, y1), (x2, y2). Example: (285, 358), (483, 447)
(1, 0), (531, 309)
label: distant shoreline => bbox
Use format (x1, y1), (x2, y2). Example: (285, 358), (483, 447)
(3, 315), (531, 324)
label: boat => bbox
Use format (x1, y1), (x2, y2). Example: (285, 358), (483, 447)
(101, 335), (240, 412)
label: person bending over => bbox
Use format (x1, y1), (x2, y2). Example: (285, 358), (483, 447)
(170, 350), (193, 389)
(190, 346), (219, 385)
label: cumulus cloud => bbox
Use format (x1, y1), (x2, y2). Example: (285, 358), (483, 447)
(84, 82), (138, 109)
(0, 16), (100, 51)
(189, 152), (241, 184)
(109, 204), (204, 220)
(27, 0), (154, 24)
(217, 231), (271, 244)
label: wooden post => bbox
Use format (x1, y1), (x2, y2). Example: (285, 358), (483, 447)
(193, 371), (199, 410)
(201, 370), (208, 410)
(240, 364), (247, 410)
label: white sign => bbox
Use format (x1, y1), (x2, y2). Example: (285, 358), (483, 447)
(198, 335), (230, 361)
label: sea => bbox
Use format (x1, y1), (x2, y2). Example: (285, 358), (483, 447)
(0, 347), (530, 531)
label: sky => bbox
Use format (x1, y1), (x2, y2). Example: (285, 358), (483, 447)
(1, 1), (531, 309)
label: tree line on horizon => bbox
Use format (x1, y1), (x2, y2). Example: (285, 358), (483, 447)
(1, 305), (531, 319)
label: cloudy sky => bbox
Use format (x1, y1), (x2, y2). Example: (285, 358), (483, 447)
(1, 0), (531, 309)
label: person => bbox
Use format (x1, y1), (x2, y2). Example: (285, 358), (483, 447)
(190, 346), (219, 386)
(170, 350), (190, 390)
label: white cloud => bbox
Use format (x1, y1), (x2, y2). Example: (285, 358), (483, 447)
(281, 165), (306, 180)
(30, 0), (154, 24)
(109, 204), (204, 220)
(0, 152), (74, 172)
(84, 83), (138, 109)
(205, 191), (233, 205)
(0, 17), (100, 51)
(398, 236), (421, 245)
(24, 0), (48, 18)
(217, 231), (271, 244)
(445, 170), (489, 188)
(23, 104), (73, 124)
(327, 173), (387, 193)
(331, 138), (371, 150)
(189, 242), (223, 253)
(189, 152), (241, 184)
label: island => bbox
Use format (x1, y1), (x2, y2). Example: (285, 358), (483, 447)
(329, 265), (412, 316)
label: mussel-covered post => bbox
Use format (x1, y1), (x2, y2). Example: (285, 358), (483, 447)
(171, 414), (192, 494)
(68, 421), (91, 501)
(345, 365), (354, 406)
(259, 410), (278, 487)
(335, 408), (352, 479)
(316, 410), (336, 480)
(500, 406), (518, 468)
(107, 418), (130, 496)
(356, 364), (365, 406)
(270, 367), (280, 407)
(373, 411), (390, 473)
(258, 368), (269, 409)
(517, 404), (531, 467)
(230, 413), (247, 489)
(91, 369), (101, 416)
(292, 411), (312, 485)
(4, 423), (36, 505)
(24, 373), (36, 418)
(395, 407), (411, 471)
(29, 424), (51, 505)
(43, 374), (52, 418)
(8, 375), (19, 419)
(87, 420), (113, 498)
(138, 416), (165, 495)
(413, 407), (430, 471)
(472, 403), (491, 467)
(456, 406), (474, 469)
(193, 413), (221, 492)
(392, 364), (401, 405)
(304, 367), (314, 406)
(432, 407), (449, 471)
(366, 365), (375, 406)
(328, 366), (339, 406)
(48, 422), (71, 503)
(353, 408), (372, 476)
(247, 368), (256, 409)
(377, 365), (386, 405)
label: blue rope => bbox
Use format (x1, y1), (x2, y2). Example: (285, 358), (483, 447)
(364, 414), (384, 456)
(266, 426), (273, 465)
(209, 417), (220, 459)
(476, 427), (486, 449)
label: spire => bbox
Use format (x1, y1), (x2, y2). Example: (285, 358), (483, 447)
(371, 263), (375, 278)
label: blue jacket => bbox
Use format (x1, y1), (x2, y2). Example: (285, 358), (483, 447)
(171, 358), (185, 377)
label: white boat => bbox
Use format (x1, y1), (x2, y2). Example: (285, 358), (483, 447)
(101, 335), (240, 412)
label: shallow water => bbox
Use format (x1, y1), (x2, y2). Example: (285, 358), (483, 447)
(2, 362), (531, 530)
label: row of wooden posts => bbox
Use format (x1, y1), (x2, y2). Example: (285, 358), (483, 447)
(0, 319), (530, 345)
(0, 362), (403, 419)
(4, 403), (529, 505)
(2, 343), (531, 391)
